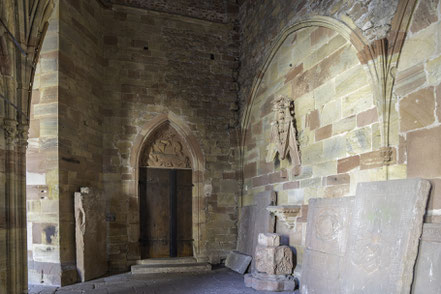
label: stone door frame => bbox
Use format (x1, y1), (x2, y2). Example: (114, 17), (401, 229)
(130, 112), (207, 261)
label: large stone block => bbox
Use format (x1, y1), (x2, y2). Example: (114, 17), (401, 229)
(412, 223), (441, 293)
(225, 251), (252, 274)
(75, 187), (107, 282)
(342, 179), (431, 293)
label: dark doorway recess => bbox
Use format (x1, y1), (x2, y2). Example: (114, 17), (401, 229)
(139, 167), (193, 258)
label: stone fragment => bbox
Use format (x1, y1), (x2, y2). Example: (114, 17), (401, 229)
(258, 233), (280, 247)
(342, 179), (431, 294)
(225, 251), (252, 275)
(75, 187), (107, 282)
(301, 197), (354, 294)
(412, 223), (441, 293)
(255, 245), (293, 275)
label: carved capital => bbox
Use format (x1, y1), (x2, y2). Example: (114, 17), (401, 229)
(2, 118), (18, 144)
(17, 123), (29, 147)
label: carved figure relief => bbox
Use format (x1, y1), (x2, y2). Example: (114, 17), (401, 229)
(140, 125), (191, 169)
(270, 95), (301, 175)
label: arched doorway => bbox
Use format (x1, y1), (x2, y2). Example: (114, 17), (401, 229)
(138, 123), (193, 258)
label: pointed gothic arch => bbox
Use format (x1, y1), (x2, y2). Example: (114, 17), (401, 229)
(129, 112), (207, 261)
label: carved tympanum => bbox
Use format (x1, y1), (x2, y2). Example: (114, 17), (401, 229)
(140, 125), (191, 169)
(270, 95), (301, 175)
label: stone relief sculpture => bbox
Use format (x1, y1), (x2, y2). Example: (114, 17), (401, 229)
(270, 95), (301, 175)
(141, 125), (191, 169)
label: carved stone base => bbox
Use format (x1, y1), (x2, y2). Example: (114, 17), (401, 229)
(244, 273), (296, 292)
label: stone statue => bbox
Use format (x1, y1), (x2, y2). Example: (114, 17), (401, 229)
(270, 95), (301, 175)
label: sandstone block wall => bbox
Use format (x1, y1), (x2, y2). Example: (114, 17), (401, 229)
(58, 0), (106, 284)
(100, 5), (240, 269)
(394, 0), (441, 223)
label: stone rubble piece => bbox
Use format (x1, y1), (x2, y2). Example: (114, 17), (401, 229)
(225, 251), (252, 274)
(412, 223), (441, 294)
(244, 233), (295, 291)
(75, 187), (107, 282)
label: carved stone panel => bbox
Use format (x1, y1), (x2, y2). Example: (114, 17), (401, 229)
(270, 95), (301, 175)
(301, 197), (354, 294)
(140, 125), (191, 169)
(342, 179), (431, 294)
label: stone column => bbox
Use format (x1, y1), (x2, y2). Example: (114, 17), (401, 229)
(0, 118), (28, 294)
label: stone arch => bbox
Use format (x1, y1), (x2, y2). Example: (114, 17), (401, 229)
(130, 112), (207, 261)
(241, 16), (382, 150)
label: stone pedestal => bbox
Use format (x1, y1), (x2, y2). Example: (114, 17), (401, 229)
(244, 233), (296, 291)
(75, 187), (107, 282)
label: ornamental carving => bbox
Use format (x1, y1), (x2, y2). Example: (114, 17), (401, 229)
(270, 95), (301, 175)
(140, 125), (191, 169)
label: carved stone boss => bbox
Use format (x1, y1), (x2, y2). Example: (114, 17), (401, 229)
(270, 95), (301, 175)
(140, 125), (191, 169)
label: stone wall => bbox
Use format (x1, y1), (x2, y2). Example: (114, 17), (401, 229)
(100, 6), (240, 270)
(236, 0), (421, 269)
(239, 23), (407, 266)
(394, 0), (441, 223)
(58, 0), (106, 284)
(238, 0), (401, 111)
(26, 0), (107, 286)
(26, 3), (60, 285)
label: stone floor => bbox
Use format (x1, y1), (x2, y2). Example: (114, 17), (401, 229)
(29, 267), (293, 294)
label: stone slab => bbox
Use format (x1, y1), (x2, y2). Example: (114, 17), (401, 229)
(237, 205), (256, 257)
(238, 191), (276, 272)
(342, 179), (431, 294)
(225, 251), (252, 274)
(301, 196), (354, 294)
(412, 223), (441, 294)
(75, 188), (107, 282)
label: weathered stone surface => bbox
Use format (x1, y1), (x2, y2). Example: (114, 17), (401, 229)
(255, 245), (293, 275)
(75, 188), (107, 282)
(258, 233), (280, 247)
(343, 179), (431, 294)
(399, 87), (435, 132)
(225, 251), (252, 274)
(412, 223), (441, 293)
(244, 273), (296, 292)
(407, 126), (441, 178)
(301, 197), (354, 294)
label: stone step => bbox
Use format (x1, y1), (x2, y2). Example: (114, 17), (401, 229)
(131, 262), (212, 274)
(136, 257), (197, 265)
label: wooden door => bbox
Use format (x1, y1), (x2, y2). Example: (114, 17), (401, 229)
(139, 168), (193, 259)
(139, 168), (170, 258)
(177, 170), (193, 257)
